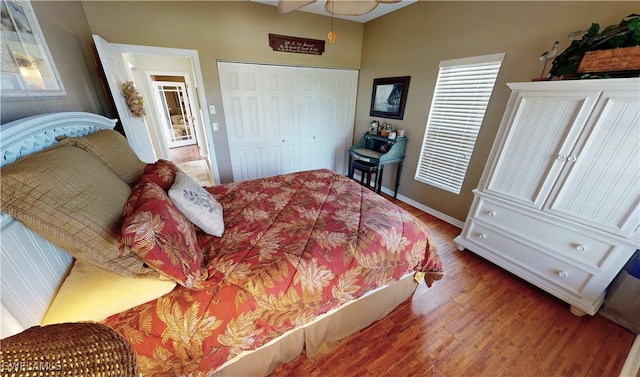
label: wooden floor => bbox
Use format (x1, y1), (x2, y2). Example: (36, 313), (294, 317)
(271, 194), (635, 377)
(170, 144), (201, 163)
(169, 144), (216, 186)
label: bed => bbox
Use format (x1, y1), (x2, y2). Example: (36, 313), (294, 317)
(0, 112), (443, 376)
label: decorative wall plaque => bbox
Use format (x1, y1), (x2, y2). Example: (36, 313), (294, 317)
(268, 34), (325, 55)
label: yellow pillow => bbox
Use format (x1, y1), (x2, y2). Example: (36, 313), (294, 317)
(42, 261), (176, 325)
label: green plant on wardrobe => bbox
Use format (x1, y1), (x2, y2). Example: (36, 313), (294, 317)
(548, 13), (640, 79)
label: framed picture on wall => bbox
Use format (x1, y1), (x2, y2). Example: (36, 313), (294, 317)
(369, 76), (410, 120)
(0, 0), (65, 99)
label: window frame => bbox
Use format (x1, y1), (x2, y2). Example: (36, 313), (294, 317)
(414, 52), (505, 195)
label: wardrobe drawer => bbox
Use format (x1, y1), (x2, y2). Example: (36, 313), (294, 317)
(473, 198), (615, 269)
(464, 221), (594, 297)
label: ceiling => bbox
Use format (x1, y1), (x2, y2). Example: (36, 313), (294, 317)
(252, 0), (418, 23)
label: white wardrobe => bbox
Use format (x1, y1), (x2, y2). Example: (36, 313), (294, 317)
(217, 62), (358, 182)
(454, 78), (639, 316)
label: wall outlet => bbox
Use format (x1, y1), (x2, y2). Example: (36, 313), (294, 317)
(212, 122), (219, 131)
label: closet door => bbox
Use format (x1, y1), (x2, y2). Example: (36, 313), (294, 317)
(218, 62), (298, 181)
(262, 68), (300, 176)
(483, 90), (600, 209)
(299, 68), (357, 173)
(219, 62), (357, 181)
(546, 90), (640, 236)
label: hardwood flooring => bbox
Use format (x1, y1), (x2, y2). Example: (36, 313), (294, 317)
(170, 144), (201, 163)
(170, 144), (216, 186)
(271, 194), (635, 377)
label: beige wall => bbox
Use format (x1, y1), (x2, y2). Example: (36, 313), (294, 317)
(2, 1), (636, 224)
(1, 1), (111, 124)
(81, 1), (364, 182)
(356, 1), (638, 222)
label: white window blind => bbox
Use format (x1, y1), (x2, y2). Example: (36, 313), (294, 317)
(415, 53), (505, 194)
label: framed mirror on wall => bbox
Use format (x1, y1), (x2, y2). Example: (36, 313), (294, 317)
(0, 0), (65, 99)
(369, 76), (410, 120)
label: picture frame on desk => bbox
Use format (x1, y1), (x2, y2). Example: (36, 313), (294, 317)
(369, 76), (410, 120)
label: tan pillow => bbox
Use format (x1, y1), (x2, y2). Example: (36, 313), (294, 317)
(0, 145), (155, 277)
(42, 261), (176, 325)
(73, 130), (146, 185)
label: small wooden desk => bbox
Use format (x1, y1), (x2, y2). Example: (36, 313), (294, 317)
(348, 133), (407, 198)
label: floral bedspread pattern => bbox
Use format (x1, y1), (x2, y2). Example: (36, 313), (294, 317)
(104, 169), (443, 375)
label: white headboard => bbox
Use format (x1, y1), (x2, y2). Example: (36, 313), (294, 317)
(1, 112), (117, 338)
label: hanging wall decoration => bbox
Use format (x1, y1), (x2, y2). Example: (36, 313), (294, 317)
(370, 76), (411, 120)
(1, 0), (65, 99)
(122, 81), (146, 118)
(268, 34), (325, 55)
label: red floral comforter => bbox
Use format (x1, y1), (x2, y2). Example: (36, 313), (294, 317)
(104, 169), (443, 375)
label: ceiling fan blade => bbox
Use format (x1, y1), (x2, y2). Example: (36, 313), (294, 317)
(278, 0), (316, 13)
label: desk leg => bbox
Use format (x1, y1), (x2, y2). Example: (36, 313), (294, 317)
(348, 155), (354, 179)
(376, 166), (384, 194)
(394, 159), (404, 198)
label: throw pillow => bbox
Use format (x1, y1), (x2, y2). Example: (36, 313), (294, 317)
(168, 172), (224, 237)
(120, 180), (208, 289)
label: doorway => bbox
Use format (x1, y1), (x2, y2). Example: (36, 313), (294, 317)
(151, 75), (214, 185)
(151, 77), (198, 149)
(150, 76), (213, 184)
(93, 35), (220, 185)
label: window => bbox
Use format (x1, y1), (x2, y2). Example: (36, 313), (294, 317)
(415, 53), (505, 194)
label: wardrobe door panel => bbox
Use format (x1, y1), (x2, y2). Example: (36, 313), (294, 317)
(485, 90), (600, 208)
(547, 92), (640, 236)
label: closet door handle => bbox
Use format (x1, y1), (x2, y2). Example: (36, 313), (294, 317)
(557, 154), (567, 161)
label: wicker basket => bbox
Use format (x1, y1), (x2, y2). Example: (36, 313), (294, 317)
(0, 322), (139, 376)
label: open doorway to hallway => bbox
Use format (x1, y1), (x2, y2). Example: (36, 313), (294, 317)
(149, 74), (215, 186)
(92, 35), (221, 186)
(151, 77), (198, 149)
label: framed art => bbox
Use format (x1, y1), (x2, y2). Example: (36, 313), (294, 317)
(369, 76), (410, 120)
(1, 0), (65, 99)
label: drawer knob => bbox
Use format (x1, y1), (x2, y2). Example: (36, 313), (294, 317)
(558, 271), (569, 278)
(488, 211), (497, 217)
(575, 245), (587, 252)
(478, 233), (487, 240)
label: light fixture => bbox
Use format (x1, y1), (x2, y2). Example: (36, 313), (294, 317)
(278, 0), (403, 16)
(327, 1), (336, 43)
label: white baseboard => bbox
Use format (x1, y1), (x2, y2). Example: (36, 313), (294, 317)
(366, 181), (464, 229)
(350, 173), (464, 229)
(621, 334), (640, 377)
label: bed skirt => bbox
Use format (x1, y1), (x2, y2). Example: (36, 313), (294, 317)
(214, 273), (419, 376)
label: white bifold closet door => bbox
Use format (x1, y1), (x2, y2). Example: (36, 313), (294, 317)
(217, 62), (358, 182)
